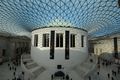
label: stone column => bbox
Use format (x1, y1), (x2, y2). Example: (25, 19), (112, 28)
(113, 37), (118, 58)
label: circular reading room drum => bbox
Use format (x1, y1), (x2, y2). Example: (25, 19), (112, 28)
(31, 26), (88, 69)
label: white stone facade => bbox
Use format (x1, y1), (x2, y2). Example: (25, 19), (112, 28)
(94, 36), (120, 55)
(0, 36), (30, 62)
(31, 27), (88, 69)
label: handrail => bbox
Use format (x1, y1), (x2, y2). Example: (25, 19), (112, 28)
(21, 54), (46, 79)
(85, 54), (98, 78)
(74, 54), (98, 79)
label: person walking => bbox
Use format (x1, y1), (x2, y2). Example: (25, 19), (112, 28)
(66, 75), (69, 80)
(107, 73), (110, 78)
(88, 76), (91, 80)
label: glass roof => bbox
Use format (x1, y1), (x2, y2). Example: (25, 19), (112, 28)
(0, 0), (120, 37)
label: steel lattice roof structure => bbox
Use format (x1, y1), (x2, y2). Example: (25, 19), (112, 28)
(0, 0), (120, 37)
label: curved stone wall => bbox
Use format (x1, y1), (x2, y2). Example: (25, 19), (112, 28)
(31, 26), (88, 69)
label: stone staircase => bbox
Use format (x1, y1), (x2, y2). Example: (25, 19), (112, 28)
(74, 54), (97, 79)
(21, 54), (46, 80)
(21, 54), (97, 80)
(26, 62), (39, 69)
(32, 66), (45, 78)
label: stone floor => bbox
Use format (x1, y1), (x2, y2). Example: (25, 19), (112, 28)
(0, 60), (120, 80)
(0, 61), (23, 80)
(86, 61), (120, 80)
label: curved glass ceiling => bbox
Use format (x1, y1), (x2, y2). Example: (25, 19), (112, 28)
(0, 0), (120, 37)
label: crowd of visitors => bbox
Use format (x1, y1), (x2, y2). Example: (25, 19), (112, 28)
(87, 55), (120, 80)
(5, 53), (120, 80)
(7, 58), (25, 80)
